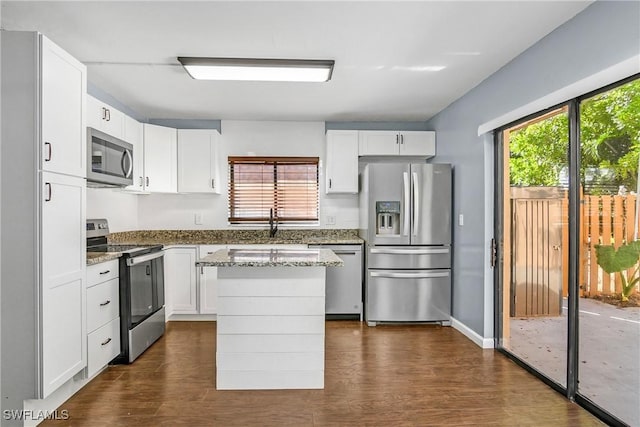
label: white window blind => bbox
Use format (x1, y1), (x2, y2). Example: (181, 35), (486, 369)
(228, 156), (319, 224)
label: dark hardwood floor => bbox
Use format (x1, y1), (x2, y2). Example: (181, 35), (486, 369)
(42, 321), (603, 426)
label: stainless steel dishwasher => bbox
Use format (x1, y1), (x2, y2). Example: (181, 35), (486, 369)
(309, 244), (363, 320)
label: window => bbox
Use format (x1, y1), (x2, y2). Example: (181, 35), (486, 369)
(228, 156), (319, 224)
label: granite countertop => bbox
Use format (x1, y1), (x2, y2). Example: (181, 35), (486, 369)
(108, 229), (363, 246)
(197, 248), (344, 267)
(86, 252), (121, 266)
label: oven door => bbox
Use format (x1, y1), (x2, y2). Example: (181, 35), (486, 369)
(126, 252), (164, 327)
(87, 128), (133, 186)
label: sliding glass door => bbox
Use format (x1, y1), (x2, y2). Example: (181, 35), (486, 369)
(496, 75), (639, 426)
(497, 106), (570, 388)
(577, 78), (640, 427)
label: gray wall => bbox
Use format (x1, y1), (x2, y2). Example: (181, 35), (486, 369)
(426, 1), (640, 335)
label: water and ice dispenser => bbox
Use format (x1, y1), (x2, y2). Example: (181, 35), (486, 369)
(376, 201), (401, 235)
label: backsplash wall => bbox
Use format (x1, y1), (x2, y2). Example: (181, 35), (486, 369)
(136, 120), (359, 230)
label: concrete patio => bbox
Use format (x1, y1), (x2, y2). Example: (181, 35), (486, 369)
(507, 297), (640, 426)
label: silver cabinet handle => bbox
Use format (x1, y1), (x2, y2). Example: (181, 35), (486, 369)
(329, 178), (332, 189)
(101, 337), (112, 346)
(126, 251), (164, 266)
(211, 179), (215, 189)
(99, 270), (110, 275)
(145, 176), (149, 187)
(121, 150), (133, 178)
(333, 251), (357, 255)
(370, 271), (449, 279)
(99, 300), (111, 306)
(102, 107), (107, 120)
(401, 134), (404, 144)
(106, 109), (111, 122)
(402, 172), (410, 236)
(370, 248), (449, 255)
(412, 172), (419, 236)
(139, 176), (143, 187)
(44, 142), (52, 162)
(44, 183), (52, 202)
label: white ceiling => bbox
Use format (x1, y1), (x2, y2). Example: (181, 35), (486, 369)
(2, 1), (592, 122)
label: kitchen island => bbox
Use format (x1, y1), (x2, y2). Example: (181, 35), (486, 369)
(197, 248), (343, 390)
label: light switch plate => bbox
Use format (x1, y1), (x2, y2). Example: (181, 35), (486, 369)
(194, 213), (203, 225)
(326, 215), (336, 225)
(458, 214), (464, 226)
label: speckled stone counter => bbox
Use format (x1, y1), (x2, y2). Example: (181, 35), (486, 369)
(197, 248), (344, 268)
(86, 252), (121, 266)
(108, 229), (362, 245)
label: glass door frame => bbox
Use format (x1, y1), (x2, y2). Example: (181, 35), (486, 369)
(493, 73), (640, 427)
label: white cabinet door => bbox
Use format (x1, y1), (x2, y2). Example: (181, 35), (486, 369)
(399, 131), (436, 156)
(177, 129), (220, 193)
(199, 245), (226, 314)
(41, 36), (86, 177)
(164, 247), (198, 314)
(123, 116), (145, 192)
(86, 95), (124, 140)
(143, 123), (177, 193)
(40, 171), (86, 397)
(358, 131), (399, 156)
(325, 130), (358, 194)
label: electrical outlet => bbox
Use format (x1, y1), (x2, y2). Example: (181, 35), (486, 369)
(326, 215), (336, 225)
(194, 213), (203, 225)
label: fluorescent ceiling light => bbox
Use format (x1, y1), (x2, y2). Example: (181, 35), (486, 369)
(177, 57), (335, 82)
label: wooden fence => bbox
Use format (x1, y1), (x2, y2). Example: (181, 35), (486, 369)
(511, 189), (639, 309)
(580, 194), (639, 296)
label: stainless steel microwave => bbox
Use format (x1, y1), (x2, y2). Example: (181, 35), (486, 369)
(87, 128), (134, 187)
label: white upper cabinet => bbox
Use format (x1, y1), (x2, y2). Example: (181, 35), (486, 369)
(87, 94), (124, 140)
(177, 129), (221, 194)
(325, 130), (358, 194)
(143, 123), (177, 193)
(41, 36), (86, 177)
(398, 131), (436, 156)
(123, 116), (145, 192)
(358, 131), (399, 156)
(358, 130), (435, 157)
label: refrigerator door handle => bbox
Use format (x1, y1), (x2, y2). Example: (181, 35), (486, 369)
(412, 171), (419, 236)
(370, 248), (449, 255)
(403, 172), (410, 236)
(370, 271), (450, 279)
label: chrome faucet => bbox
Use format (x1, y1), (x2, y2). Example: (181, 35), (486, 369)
(269, 208), (278, 238)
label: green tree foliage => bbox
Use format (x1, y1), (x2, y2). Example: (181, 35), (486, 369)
(509, 79), (640, 193)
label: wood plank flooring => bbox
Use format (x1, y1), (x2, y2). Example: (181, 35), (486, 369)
(42, 321), (603, 426)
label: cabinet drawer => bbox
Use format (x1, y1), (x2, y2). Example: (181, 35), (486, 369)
(87, 317), (120, 378)
(87, 278), (119, 332)
(87, 259), (119, 286)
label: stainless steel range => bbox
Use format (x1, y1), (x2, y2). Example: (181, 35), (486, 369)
(87, 219), (165, 363)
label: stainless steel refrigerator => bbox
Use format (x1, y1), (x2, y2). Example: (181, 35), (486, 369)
(359, 163), (452, 325)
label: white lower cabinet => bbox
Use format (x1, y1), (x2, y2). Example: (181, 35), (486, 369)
(199, 245), (226, 314)
(165, 246), (199, 315)
(86, 260), (121, 378)
(166, 244), (308, 320)
(87, 318), (121, 378)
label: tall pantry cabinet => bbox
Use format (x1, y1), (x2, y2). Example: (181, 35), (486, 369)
(1, 31), (87, 414)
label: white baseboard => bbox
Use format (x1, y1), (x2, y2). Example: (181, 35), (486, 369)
(450, 317), (494, 349)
